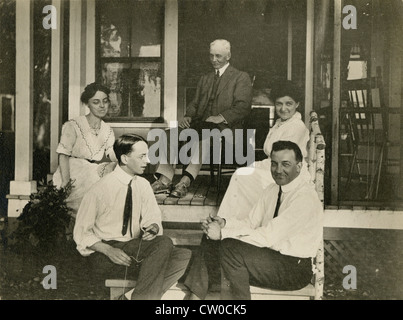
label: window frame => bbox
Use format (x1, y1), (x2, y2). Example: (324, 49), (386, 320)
(95, 0), (165, 123)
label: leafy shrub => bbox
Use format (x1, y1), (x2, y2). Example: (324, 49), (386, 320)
(10, 180), (74, 253)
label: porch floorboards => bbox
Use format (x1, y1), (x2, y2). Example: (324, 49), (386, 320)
(146, 174), (231, 207)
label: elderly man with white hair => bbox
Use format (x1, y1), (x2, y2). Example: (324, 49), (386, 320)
(152, 39), (253, 198)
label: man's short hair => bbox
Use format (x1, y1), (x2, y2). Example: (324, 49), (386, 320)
(271, 140), (303, 163)
(114, 134), (147, 164)
(210, 39), (231, 54)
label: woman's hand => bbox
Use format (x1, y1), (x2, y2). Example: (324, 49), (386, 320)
(60, 179), (70, 189)
(58, 154), (71, 188)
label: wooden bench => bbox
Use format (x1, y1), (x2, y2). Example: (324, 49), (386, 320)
(105, 280), (189, 300)
(220, 241), (324, 300)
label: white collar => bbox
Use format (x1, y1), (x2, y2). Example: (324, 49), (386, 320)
(217, 63), (230, 77)
(114, 164), (136, 185)
(274, 111), (302, 127)
(280, 173), (304, 194)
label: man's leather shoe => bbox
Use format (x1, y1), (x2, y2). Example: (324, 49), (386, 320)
(151, 179), (172, 194)
(170, 182), (188, 198)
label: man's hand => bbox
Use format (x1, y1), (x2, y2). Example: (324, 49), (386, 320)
(205, 115), (225, 124)
(90, 241), (131, 267)
(179, 116), (192, 129)
(210, 215), (226, 228)
(142, 223), (159, 241)
(206, 221), (222, 240)
(200, 215), (225, 240)
(104, 246), (132, 267)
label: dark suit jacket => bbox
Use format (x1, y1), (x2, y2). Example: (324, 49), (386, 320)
(185, 65), (252, 130)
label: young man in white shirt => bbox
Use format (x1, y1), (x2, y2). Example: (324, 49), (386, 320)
(185, 140), (323, 300)
(73, 134), (191, 300)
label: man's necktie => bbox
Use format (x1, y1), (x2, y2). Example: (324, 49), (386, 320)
(122, 179), (133, 237)
(205, 70), (221, 118)
(211, 70), (220, 98)
(273, 186), (282, 218)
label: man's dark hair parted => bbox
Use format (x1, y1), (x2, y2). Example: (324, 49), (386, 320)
(271, 140), (303, 163)
(114, 134), (148, 164)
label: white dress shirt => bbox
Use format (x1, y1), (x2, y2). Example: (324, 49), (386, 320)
(221, 174), (323, 258)
(217, 62), (230, 124)
(217, 62), (230, 77)
(73, 165), (163, 256)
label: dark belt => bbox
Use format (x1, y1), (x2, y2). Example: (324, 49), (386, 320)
(72, 156), (97, 164)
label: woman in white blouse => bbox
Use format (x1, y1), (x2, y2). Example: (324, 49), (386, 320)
(53, 83), (118, 216)
(217, 81), (311, 220)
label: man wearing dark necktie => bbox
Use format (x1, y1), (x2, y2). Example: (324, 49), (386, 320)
(184, 141), (323, 300)
(152, 39), (252, 198)
(74, 134), (191, 300)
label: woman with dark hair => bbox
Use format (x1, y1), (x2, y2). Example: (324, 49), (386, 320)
(217, 80), (311, 221)
(53, 82), (118, 216)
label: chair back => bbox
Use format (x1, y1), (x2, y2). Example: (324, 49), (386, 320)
(344, 75), (387, 147)
(341, 68), (391, 199)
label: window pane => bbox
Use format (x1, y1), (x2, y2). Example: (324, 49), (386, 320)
(102, 62), (128, 117)
(99, 2), (130, 57)
(102, 61), (162, 119)
(137, 61), (162, 117)
(130, 1), (164, 57)
(98, 0), (164, 121)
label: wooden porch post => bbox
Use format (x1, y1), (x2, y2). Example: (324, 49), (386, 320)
(69, 0), (85, 119)
(68, 0), (95, 119)
(389, 31), (403, 198)
(50, 0), (64, 174)
(331, 0), (343, 204)
(86, 0), (96, 85)
(287, 11), (292, 81)
(305, 0), (314, 122)
(8, 0), (37, 217)
(164, 0), (178, 124)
